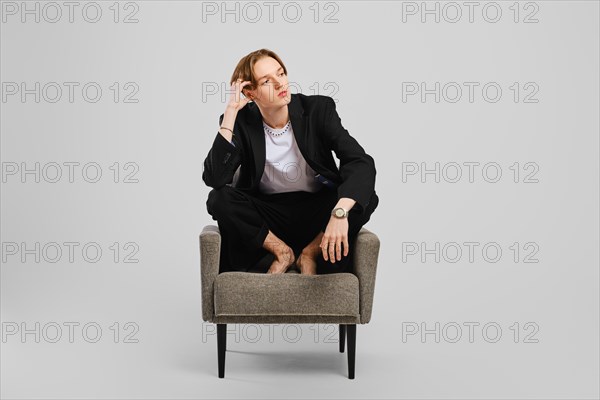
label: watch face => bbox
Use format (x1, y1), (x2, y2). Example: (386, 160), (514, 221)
(335, 209), (344, 217)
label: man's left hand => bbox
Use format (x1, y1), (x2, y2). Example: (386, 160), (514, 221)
(321, 216), (350, 263)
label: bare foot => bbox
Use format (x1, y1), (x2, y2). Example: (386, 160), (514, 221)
(266, 246), (296, 274)
(263, 230), (296, 274)
(296, 252), (318, 275)
(297, 238), (323, 275)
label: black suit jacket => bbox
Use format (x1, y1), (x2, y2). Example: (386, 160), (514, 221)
(202, 93), (377, 215)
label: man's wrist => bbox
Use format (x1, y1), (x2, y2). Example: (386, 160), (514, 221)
(334, 197), (356, 211)
(331, 207), (349, 219)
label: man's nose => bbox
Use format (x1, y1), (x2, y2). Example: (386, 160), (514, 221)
(274, 76), (285, 88)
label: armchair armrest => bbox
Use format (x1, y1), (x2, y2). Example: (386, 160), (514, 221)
(199, 224), (221, 322)
(352, 227), (381, 324)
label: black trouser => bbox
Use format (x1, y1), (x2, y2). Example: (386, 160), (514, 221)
(206, 185), (379, 274)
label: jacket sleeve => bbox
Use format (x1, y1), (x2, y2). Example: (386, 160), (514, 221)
(202, 113), (242, 189)
(322, 97), (377, 215)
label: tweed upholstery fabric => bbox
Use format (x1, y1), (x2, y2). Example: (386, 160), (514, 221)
(214, 272), (359, 317)
(200, 225), (380, 324)
(200, 225), (221, 322)
(213, 315), (360, 324)
(351, 227), (380, 323)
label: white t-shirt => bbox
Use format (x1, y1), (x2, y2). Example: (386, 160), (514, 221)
(259, 120), (321, 194)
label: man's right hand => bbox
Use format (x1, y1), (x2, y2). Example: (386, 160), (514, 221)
(227, 78), (253, 112)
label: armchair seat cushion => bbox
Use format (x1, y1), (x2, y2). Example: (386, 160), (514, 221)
(214, 272), (360, 319)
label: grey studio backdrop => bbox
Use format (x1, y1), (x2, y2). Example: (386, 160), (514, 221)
(1, 1), (598, 399)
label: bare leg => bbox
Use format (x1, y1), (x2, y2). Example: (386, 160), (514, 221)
(296, 230), (325, 275)
(262, 230), (296, 274)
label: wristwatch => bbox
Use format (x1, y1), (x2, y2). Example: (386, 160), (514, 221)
(331, 207), (349, 218)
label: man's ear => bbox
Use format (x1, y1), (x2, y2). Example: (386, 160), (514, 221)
(242, 88), (253, 100)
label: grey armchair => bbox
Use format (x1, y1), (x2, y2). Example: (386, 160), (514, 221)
(199, 224), (381, 379)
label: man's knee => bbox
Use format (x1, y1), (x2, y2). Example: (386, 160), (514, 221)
(346, 191), (378, 238)
(360, 191), (379, 221)
(363, 191), (379, 216)
(206, 185), (237, 217)
(370, 191), (379, 212)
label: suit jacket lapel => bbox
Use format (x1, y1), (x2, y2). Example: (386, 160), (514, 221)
(289, 94), (309, 162)
(244, 104), (265, 185)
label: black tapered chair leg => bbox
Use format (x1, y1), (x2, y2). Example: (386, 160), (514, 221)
(339, 324), (346, 353)
(347, 324), (356, 379)
(217, 324), (226, 378)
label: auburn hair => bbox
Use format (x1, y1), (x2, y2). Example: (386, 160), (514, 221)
(230, 48), (288, 96)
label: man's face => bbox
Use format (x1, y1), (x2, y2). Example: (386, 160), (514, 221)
(246, 56), (291, 106)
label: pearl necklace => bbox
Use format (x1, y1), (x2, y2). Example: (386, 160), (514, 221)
(263, 120), (291, 137)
